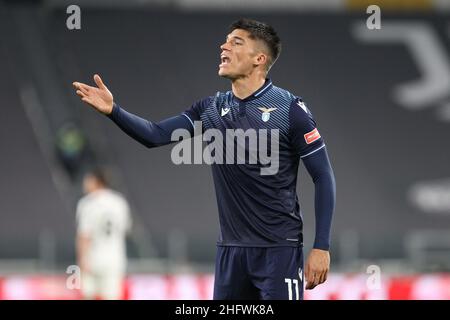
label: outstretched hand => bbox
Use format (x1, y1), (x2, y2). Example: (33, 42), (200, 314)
(73, 74), (114, 115)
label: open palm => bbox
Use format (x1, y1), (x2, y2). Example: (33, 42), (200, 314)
(73, 74), (114, 115)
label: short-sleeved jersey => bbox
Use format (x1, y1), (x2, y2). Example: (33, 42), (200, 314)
(76, 189), (132, 271)
(183, 79), (325, 247)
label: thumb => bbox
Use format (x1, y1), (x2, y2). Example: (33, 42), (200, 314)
(94, 74), (106, 90)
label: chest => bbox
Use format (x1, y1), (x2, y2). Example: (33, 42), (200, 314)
(201, 99), (289, 137)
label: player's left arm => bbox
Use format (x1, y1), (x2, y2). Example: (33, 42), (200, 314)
(289, 97), (336, 290)
(302, 147), (336, 290)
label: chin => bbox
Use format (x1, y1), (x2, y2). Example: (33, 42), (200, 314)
(218, 69), (235, 80)
(218, 69), (228, 77)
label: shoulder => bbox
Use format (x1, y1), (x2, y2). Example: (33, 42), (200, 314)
(76, 194), (95, 222)
(187, 91), (235, 119)
(270, 85), (296, 102)
(269, 86), (320, 138)
(261, 85), (298, 113)
(270, 86), (310, 111)
(190, 95), (215, 112)
(283, 88), (316, 125)
(102, 189), (129, 207)
(77, 193), (94, 211)
(261, 86), (314, 129)
(183, 95), (215, 121)
(200, 91), (232, 111)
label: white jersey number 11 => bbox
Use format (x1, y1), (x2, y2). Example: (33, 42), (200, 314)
(284, 278), (300, 300)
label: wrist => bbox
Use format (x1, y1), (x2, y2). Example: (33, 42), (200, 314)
(106, 101), (114, 115)
(313, 240), (330, 251)
(106, 102), (117, 118)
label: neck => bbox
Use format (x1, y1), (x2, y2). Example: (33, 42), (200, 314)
(231, 72), (266, 100)
(89, 186), (105, 194)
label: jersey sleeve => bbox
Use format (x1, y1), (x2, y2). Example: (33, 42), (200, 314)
(182, 96), (212, 134)
(108, 96), (212, 148)
(76, 200), (94, 235)
(289, 97), (325, 158)
(302, 146), (336, 250)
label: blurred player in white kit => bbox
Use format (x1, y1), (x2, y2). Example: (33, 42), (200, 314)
(76, 170), (132, 300)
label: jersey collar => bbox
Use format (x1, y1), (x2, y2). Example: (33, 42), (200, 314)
(232, 78), (273, 103)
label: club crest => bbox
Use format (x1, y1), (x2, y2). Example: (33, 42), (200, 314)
(258, 107), (277, 122)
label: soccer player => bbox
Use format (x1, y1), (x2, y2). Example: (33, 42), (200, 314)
(76, 170), (132, 300)
(73, 18), (336, 300)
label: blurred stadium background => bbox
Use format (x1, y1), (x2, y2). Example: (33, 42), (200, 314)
(1, 0), (450, 299)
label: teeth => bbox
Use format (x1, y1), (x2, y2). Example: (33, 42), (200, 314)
(220, 56), (230, 65)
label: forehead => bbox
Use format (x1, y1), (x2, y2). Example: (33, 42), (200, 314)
(84, 175), (94, 182)
(226, 29), (253, 41)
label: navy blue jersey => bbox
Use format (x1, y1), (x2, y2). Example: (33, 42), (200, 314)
(109, 78), (335, 250)
(182, 79), (325, 247)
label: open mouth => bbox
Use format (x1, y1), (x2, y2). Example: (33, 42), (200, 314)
(219, 55), (231, 67)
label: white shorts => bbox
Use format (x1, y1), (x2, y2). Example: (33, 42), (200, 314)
(81, 270), (125, 300)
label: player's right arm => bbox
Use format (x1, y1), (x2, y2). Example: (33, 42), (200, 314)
(73, 74), (205, 148)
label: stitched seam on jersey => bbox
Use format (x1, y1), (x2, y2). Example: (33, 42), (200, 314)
(300, 144), (325, 159)
(182, 113), (195, 130)
(254, 81), (272, 97)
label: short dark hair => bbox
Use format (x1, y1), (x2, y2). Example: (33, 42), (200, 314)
(229, 18), (281, 71)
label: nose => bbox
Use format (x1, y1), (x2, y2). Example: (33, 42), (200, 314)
(220, 41), (230, 51)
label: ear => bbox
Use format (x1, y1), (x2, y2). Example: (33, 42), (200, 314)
(254, 52), (268, 67)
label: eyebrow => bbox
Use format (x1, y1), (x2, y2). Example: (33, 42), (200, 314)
(226, 35), (245, 42)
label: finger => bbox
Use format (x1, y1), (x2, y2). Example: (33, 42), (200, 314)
(79, 83), (93, 94)
(78, 85), (90, 95)
(74, 82), (92, 94)
(321, 270), (328, 284)
(94, 74), (106, 90)
(305, 264), (312, 284)
(73, 82), (88, 90)
(305, 272), (317, 290)
(81, 97), (92, 105)
(307, 271), (316, 286)
(312, 273), (320, 286)
(306, 279), (317, 290)
(318, 272), (326, 284)
(318, 271), (326, 285)
(76, 90), (86, 98)
(312, 272), (323, 288)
